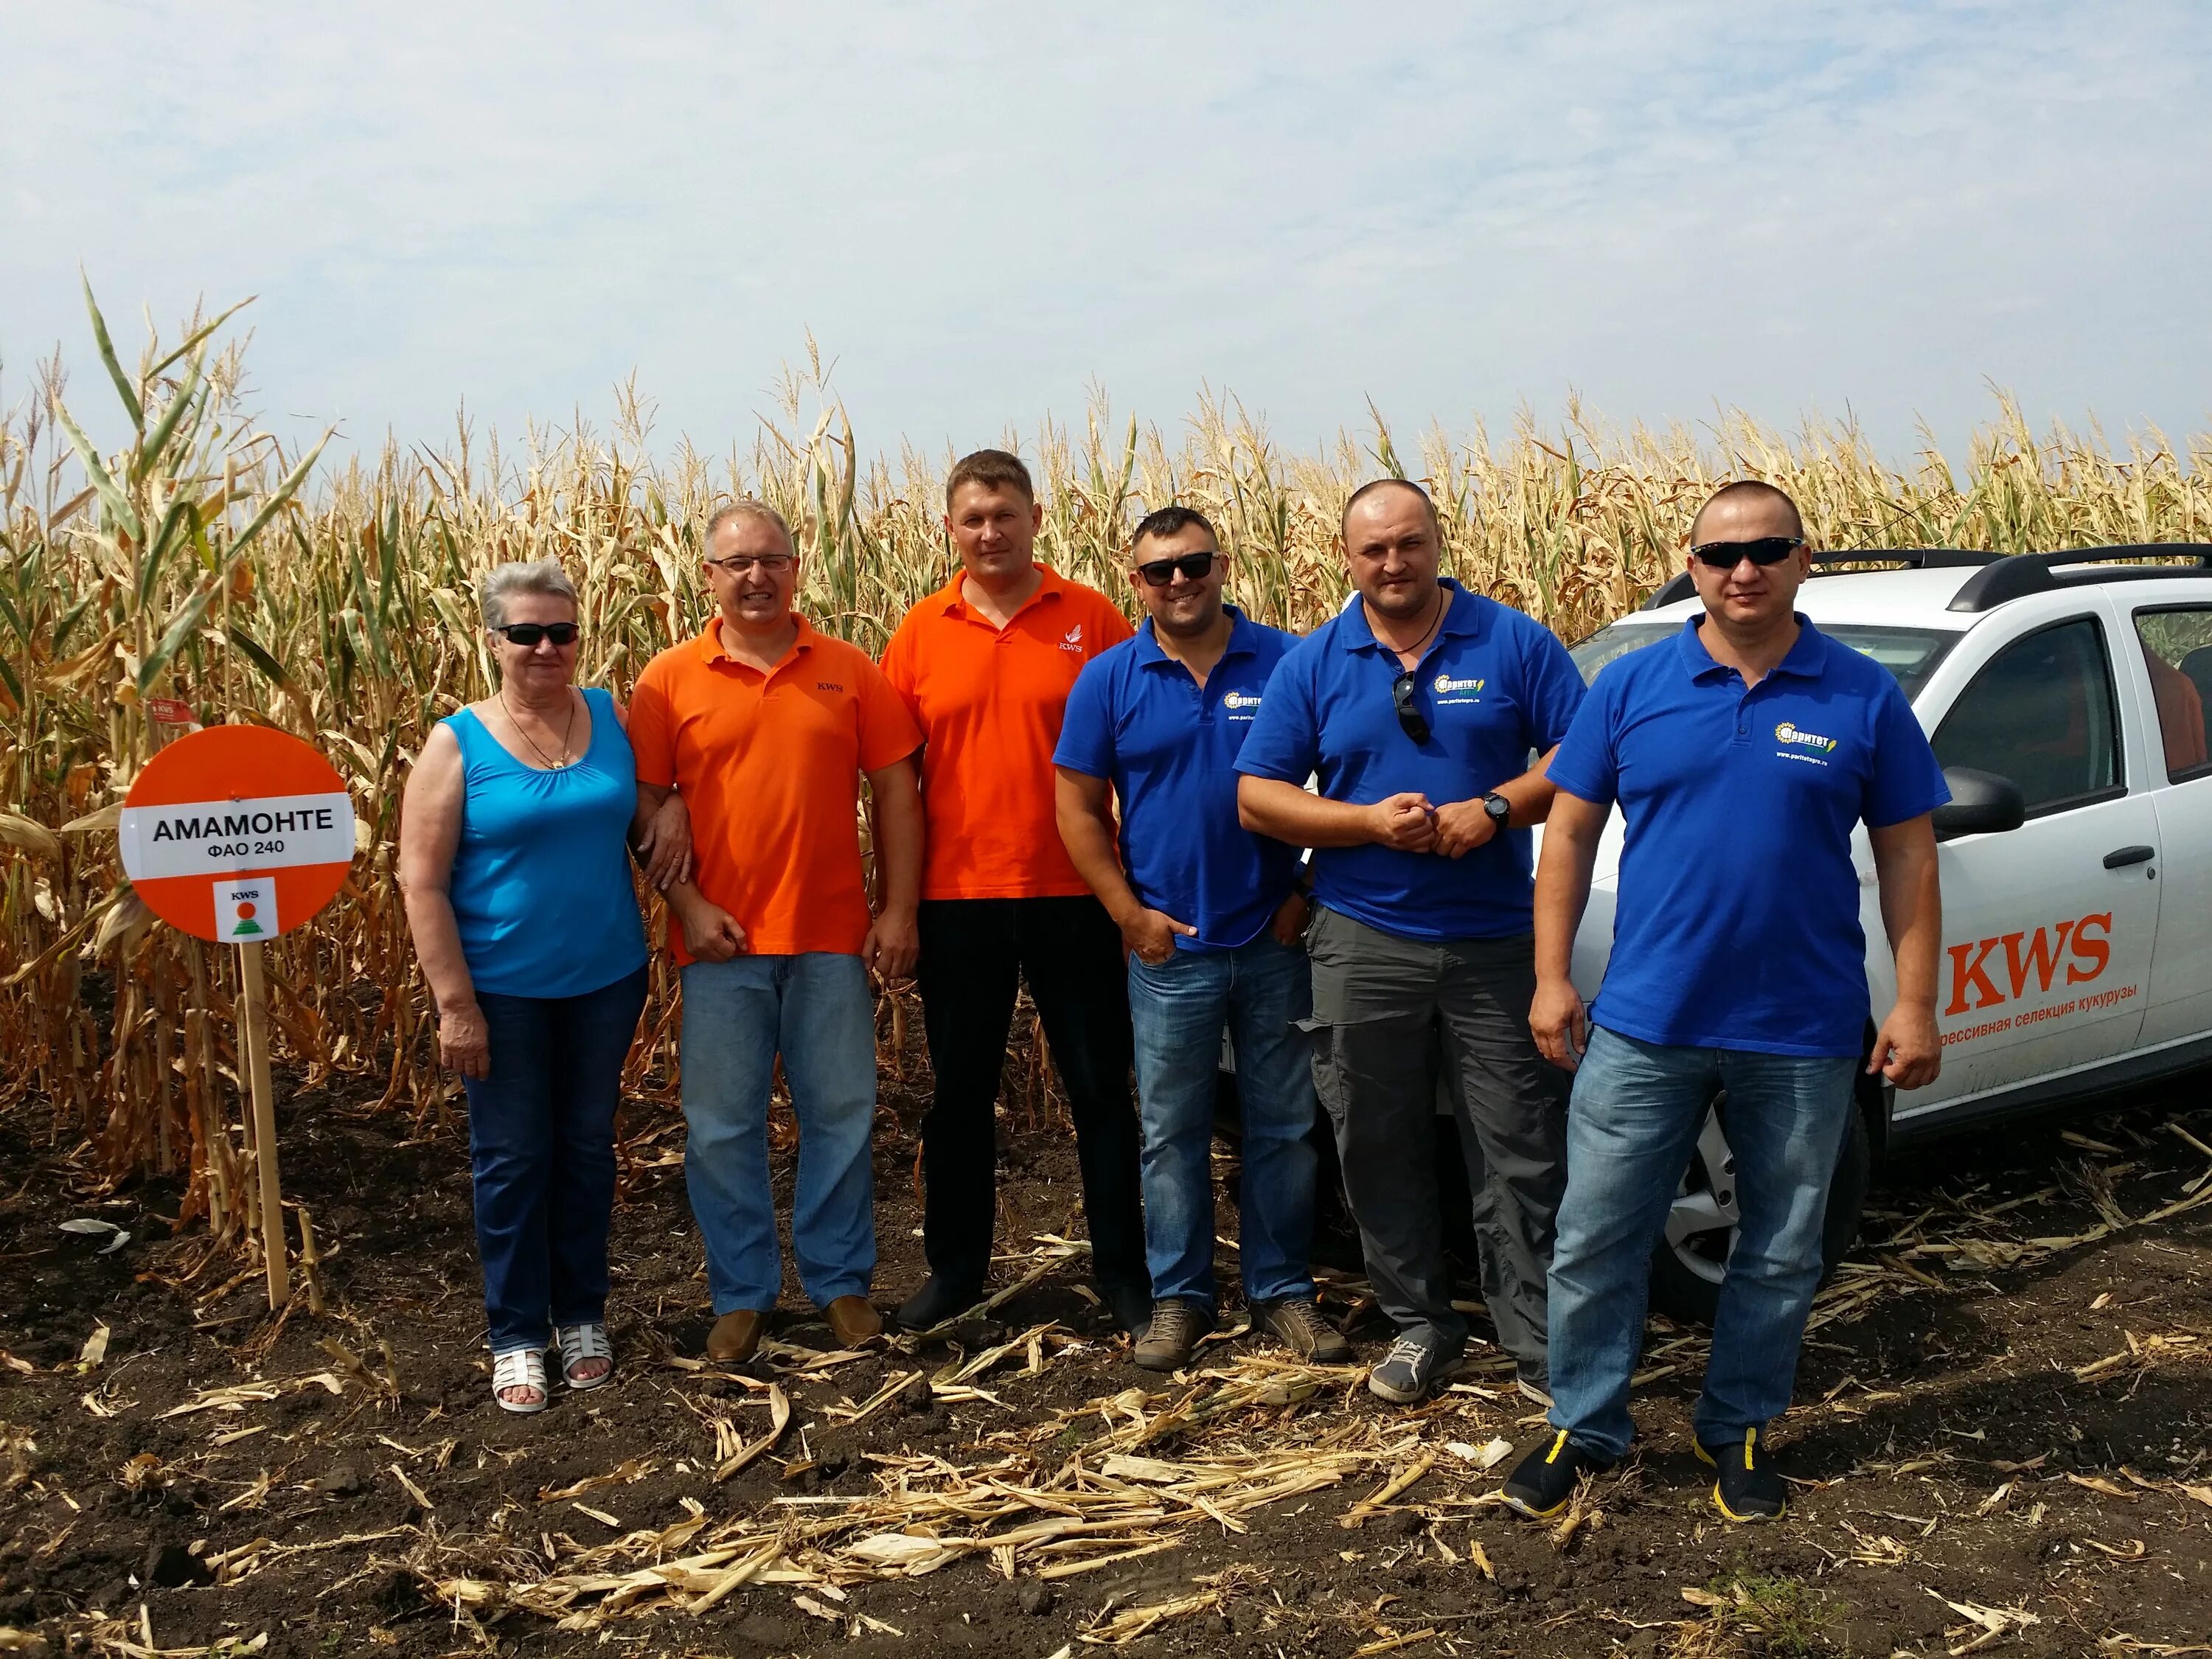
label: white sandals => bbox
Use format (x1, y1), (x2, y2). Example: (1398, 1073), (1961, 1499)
(493, 1324), (614, 1412)
(491, 1346), (549, 1413)
(555, 1322), (615, 1390)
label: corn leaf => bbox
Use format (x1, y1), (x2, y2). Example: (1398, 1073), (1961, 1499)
(136, 577), (220, 695)
(51, 399), (144, 546)
(224, 622), (292, 689)
(220, 428), (333, 568)
(146, 295), (255, 382)
(81, 275), (144, 434)
(133, 349), (207, 483)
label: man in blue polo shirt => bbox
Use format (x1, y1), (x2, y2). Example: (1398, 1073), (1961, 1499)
(1236, 479), (1587, 1405)
(1503, 479), (1945, 1526)
(1056, 506), (1352, 1372)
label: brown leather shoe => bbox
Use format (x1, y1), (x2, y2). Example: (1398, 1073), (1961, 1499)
(706, 1309), (765, 1364)
(824, 1295), (882, 1349)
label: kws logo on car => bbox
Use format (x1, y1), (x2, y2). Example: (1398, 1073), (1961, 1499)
(1944, 911), (2111, 1015)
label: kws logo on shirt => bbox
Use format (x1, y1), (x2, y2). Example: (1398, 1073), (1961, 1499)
(1221, 690), (1263, 717)
(1059, 625), (1085, 653)
(1432, 672), (1485, 703)
(1774, 720), (1839, 754)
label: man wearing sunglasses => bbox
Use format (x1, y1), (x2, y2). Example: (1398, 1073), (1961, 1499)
(1505, 480), (1944, 1525)
(1235, 479), (1587, 1405)
(628, 500), (925, 1366)
(1053, 507), (1351, 1372)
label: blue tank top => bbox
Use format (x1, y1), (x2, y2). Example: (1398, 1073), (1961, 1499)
(445, 687), (649, 998)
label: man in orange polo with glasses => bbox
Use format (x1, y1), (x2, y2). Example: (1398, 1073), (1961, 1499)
(880, 449), (1150, 1338)
(631, 500), (924, 1366)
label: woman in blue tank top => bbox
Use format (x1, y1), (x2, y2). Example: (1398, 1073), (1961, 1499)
(399, 560), (689, 1413)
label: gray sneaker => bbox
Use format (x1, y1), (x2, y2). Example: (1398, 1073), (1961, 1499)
(1515, 1371), (1554, 1408)
(1132, 1299), (1214, 1371)
(1367, 1334), (1467, 1404)
(1256, 1296), (1354, 1364)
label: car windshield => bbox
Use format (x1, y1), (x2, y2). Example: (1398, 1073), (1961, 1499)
(1567, 620), (1958, 700)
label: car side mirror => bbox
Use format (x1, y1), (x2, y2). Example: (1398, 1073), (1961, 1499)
(1931, 766), (2026, 841)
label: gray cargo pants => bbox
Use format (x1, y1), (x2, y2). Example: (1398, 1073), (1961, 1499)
(1303, 905), (1568, 1375)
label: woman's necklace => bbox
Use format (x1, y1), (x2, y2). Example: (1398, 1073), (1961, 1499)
(501, 687), (577, 769)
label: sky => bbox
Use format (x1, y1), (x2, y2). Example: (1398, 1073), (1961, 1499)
(5, 1), (2209, 473)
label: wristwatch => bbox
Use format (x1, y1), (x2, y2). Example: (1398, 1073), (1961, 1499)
(1481, 792), (1513, 831)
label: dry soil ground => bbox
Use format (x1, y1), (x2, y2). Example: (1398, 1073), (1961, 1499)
(2, 1060), (2210, 1659)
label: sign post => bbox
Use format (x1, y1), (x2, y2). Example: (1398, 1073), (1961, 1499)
(119, 726), (356, 1310)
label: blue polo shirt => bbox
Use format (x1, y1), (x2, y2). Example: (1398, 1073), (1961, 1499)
(1548, 615), (1950, 1057)
(1054, 608), (1301, 951)
(1234, 580), (1586, 942)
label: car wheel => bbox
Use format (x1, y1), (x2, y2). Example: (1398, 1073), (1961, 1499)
(1644, 1095), (1871, 1327)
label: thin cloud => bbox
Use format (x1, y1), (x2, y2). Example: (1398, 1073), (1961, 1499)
(4, 1), (2206, 465)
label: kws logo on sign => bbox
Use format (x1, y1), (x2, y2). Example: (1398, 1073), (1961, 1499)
(1432, 672), (1485, 700)
(1774, 720), (1839, 753)
(217, 878), (276, 941)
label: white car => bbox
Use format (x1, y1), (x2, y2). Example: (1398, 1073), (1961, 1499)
(1562, 546), (2212, 1321)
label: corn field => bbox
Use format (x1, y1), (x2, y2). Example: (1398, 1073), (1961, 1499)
(4, 290), (2209, 1244)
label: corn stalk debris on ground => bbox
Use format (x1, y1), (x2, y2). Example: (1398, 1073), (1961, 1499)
(406, 1349), (1475, 1631)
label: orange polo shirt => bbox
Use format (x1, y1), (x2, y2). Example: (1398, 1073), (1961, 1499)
(628, 617), (922, 962)
(880, 566), (1133, 900)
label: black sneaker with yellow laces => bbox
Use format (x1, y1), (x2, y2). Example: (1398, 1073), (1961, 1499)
(1697, 1426), (1787, 1523)
(1500, 1428), (1613, 1520)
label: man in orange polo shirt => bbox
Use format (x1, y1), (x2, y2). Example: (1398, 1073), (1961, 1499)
(880, 449), (1149, 1336)
(630, 500), (924, 1365)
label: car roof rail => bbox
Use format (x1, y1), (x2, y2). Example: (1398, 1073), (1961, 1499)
(1945, 544), (2212, 613)
(1638, 546), (1999, 613)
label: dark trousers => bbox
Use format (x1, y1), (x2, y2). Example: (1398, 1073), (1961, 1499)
(1304, 907), (1566, 1374)
(462, 967), (648, 1352)
(914, 897), (1148, 1295)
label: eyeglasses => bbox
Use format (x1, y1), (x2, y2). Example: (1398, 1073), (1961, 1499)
(1133, 551), (1217, 588)
(1688, 536), (1805, 568)
(705, 553), (796, 576)
(492, 622), (579, 647)
(1390, 671), (1432, 745)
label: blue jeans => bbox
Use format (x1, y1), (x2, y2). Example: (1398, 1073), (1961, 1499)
(680, 953), (877, 1313)
(463, 967), (648, 1353)
(1127, 936), (1318, 1310)
(1547, 1025), (1859, 1459)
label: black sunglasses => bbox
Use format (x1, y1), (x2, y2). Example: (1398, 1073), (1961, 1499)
(493, 622), (580, 647)
(1689, 536), (1805, 568)
(1390, 670), (1431, 745)
(1134, 551), (1217, 588)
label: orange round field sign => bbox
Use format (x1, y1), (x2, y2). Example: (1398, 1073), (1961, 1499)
(119, 726), (356, 942)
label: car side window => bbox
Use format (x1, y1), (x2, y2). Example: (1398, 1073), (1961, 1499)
(1932, 616), (2122, 815)
(2131, 607), (2212, 783)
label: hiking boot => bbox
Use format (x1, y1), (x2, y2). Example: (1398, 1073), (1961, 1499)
(1256, 1296), (1354, 1363)
(1697, 1426), (1787, 1523)
(1131, 1300), (1213, 1371)
(1366, 1333), (1466, 1404)
(706, 1309), (765, 1365)
(894, 1276), (982, 1335)
(1501, 1428), (1613, 1520)
(823, 1295), (882, 1349)
(1102, 1281), (1155, 1340)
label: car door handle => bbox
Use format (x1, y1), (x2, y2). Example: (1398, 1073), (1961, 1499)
(2103, 844), (2155, 869)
